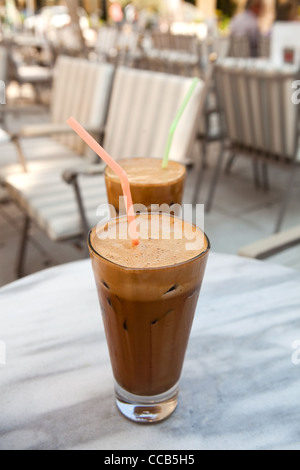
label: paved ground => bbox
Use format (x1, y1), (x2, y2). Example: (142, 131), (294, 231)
(1, 86), (300, 287)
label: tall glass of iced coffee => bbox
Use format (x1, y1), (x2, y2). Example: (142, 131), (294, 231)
(88, 213), (210, 423)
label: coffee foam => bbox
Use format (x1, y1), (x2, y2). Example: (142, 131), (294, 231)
(91, 213), (208, 269)
(105, 158), (186, 186)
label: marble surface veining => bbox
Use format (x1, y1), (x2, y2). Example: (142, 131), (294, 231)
(0, 253), (300, 450)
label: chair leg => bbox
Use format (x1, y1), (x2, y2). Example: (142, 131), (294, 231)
(252, 160), (261, 189)
(275, 166), (297, 234)
(33, 84), (42, 104)
(224, 152), (237, 175)
(72, 179), (90, 256)
(192, 139), (207, 205)
(16, 215), (30, 279)
(12, 136), (28, 173)
(261, 163), (269, 192)
(205, 142), (225, 213)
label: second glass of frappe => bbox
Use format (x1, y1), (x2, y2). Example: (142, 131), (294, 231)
(105, 157), (186, 213)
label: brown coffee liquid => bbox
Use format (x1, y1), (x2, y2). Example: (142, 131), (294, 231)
(105, 158), (186, 211)
(89, 214), (209, 396)
(105, 158), (186, 185)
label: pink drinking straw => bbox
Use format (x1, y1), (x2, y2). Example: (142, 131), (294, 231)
(67, 117), (139, 246)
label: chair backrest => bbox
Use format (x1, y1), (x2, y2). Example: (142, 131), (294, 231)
(95, 26), (119, 58)
(171, 34), (198, 55)
(50, 56), (115, 158)
(211, 36), (230, 60)
(228, 35), (251, 58)
(259, 35), (271, 59)
(151, 31), (171, 50)
(103, 66), (206, 164)
(0, 46), (7, 83)
(115, 29), (139, 52)
(151, 31), (197, 55)
(270, 22), (300, 66)
(215, 58), (300, 159)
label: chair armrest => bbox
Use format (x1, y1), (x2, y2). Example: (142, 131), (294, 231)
(62, 164), (106, 184)
(15, 123), (103, 139)
(238, 225), (300, 260)
(1, 104), (49, 115)
(62, 163), (106, 240)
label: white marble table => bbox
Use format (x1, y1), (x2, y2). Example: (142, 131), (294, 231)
(1, 253), (300, 450)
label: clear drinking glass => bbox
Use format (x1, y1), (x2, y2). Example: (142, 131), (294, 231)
(88, 214), (210, 423)
(105, 158), (186, 213)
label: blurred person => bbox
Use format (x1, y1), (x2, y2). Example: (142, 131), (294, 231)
(276, 0), (299, 21)
(230, 0), (264, 57)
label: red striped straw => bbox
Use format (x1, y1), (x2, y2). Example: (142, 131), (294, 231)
(67, 117), (139, 246)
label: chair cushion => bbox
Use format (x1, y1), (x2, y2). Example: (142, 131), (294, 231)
(5, 171), (108, 242)
(0, 137), (85, 179)
(17, 65), (52, 83)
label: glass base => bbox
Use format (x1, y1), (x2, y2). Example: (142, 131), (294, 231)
(115, 382), (179, 424)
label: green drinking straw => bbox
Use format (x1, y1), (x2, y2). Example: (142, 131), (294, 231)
(162, 77), (200, 169)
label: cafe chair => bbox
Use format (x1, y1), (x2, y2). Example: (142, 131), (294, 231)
(95, 26), (119, 63)
(228, 36), (251, 58)
(113, 29), (142, 67)
(1, 55), (114, 267)
(230, 34), (270, 59)
(259, 35), (271, 59)
(203, 58), (300, 233)
(0, 55), (115, 178)
(145, 31), (200, 76)
(7, 45), (53, 103)
(4, 67), (206, 278)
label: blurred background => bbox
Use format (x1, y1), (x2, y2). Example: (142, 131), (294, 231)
(0, 0), (291, 41)
(0, 0), (299, 285)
